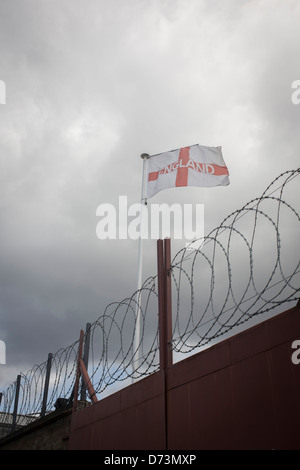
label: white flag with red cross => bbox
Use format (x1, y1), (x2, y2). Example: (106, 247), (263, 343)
(146, 144), (230, 199)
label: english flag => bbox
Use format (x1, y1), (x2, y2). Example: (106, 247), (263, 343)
(146, 144), (230, 199)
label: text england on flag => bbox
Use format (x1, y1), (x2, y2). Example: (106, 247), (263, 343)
(146, 144), (230, 198)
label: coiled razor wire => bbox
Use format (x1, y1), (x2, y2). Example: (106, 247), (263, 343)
(171, 168), (300, 354)
(0, 169), (299, 438)
(0, 275), (160, 438)
(87, 275), (159, 394)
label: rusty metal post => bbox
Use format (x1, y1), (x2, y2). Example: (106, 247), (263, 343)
(11, 374), (21, 432)
(157, 238), (173, 450)
(164, 237), (173, 368)
(80, 323), (91, 402)
(41, 352), (52, 417)
(157, 239), (166, 370)
(73, 330), (84, 413)
(73, 328), (98, 411)
(157, 238), (173, 371)
(79, 358), (98, 404)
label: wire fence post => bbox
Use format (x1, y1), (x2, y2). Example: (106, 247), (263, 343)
(40, 353), (52, 418)
(80, 323), (91, 402)
(157, 237), (173, 450)
(11, 374), (21, 432)
(157, 238), (173, 371)
(73, 328), (98, 411)
(157, 239), (166, 370)
(73, 330), (84, 413)
(164, 237), (173, 368)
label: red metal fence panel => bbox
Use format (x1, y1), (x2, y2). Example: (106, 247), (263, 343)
(68, 304), (300, 450)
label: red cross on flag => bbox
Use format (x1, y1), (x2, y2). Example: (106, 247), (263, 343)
(146, 144), (230, 199)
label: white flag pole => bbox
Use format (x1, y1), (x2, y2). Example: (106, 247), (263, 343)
(132, 153), (149, 381)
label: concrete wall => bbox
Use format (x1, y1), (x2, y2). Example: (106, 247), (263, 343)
(0, 408), (72, 450)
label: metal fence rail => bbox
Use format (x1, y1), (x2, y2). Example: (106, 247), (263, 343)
(0, 168), (299, 439)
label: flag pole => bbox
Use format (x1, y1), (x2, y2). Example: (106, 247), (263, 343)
(132, 152), (149, 381)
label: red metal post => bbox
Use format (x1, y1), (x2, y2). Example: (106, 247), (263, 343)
(164, 238), (173, 368)
(157, 238), (173, 450)
(79, 359), (98, 404)
(157, 239), (166, 370)
(73, 329), (98, 412)
(157, 238), (173, 371)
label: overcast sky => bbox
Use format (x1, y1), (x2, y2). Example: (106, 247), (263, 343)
(0, 0), (300, 388)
